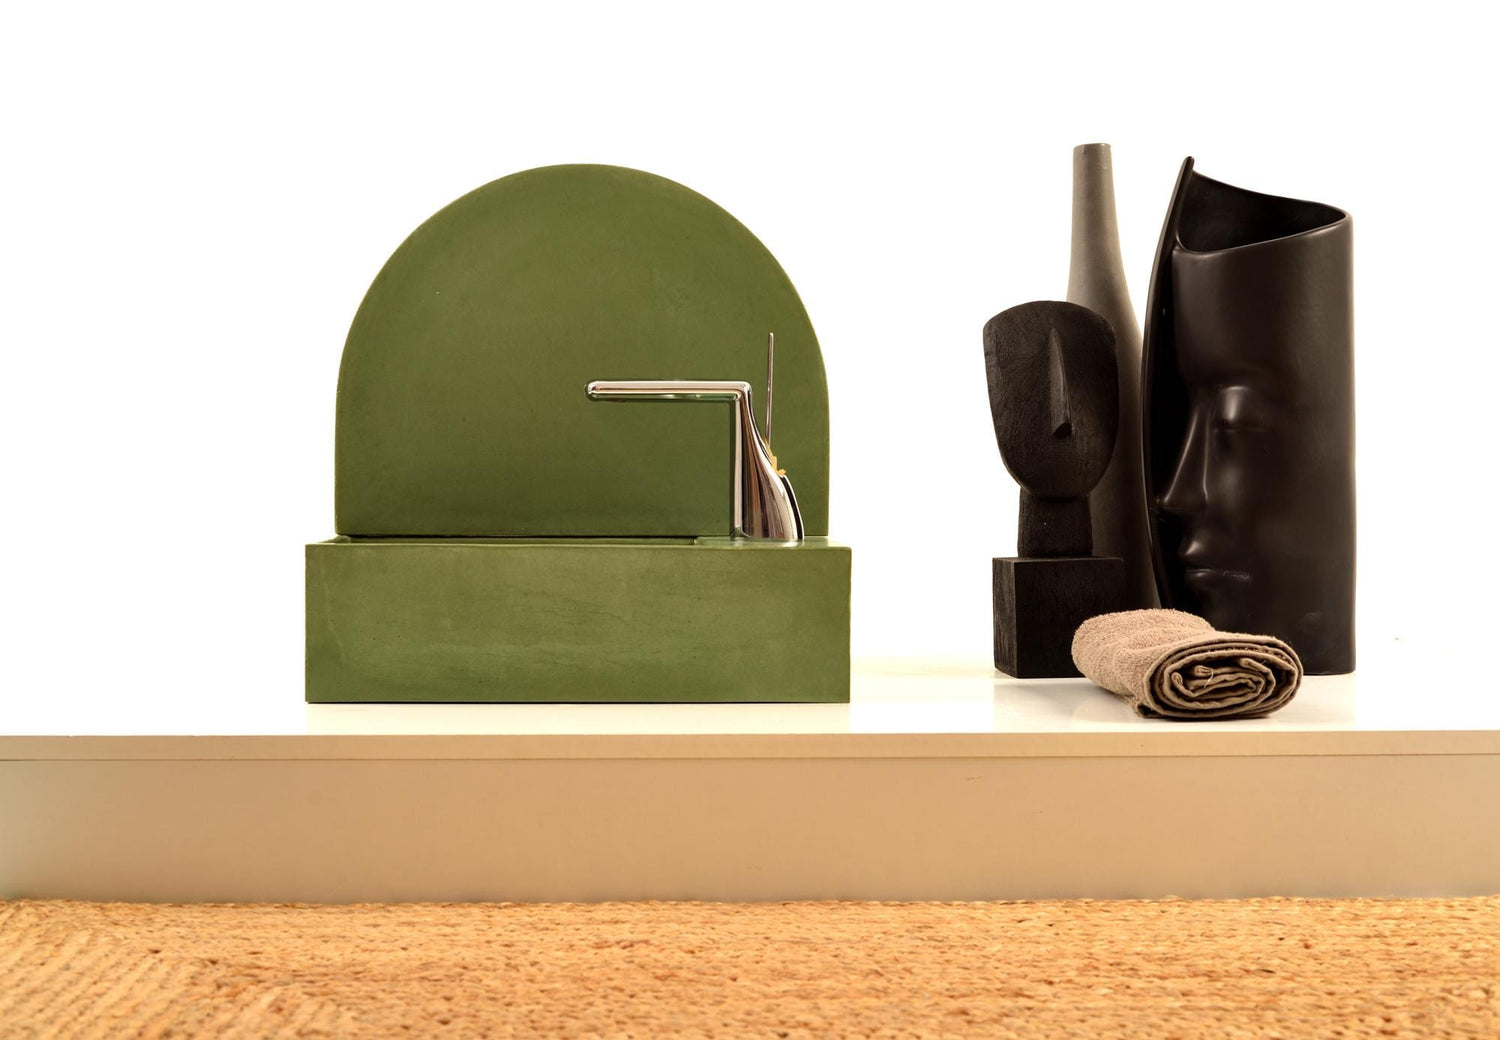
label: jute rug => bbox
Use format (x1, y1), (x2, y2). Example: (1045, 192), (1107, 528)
(1, 898), (1496, 1038)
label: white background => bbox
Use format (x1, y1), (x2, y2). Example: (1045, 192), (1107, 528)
(3, 3), (1495, 713)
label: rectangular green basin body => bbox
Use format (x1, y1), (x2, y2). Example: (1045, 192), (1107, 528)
(306, 538), (850, 703)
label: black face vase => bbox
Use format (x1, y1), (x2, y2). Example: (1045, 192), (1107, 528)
(1142, 158), (1355, 674)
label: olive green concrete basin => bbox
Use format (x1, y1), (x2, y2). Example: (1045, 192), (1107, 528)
(306, 538), (850, 703)
(306, 164), (850, 703)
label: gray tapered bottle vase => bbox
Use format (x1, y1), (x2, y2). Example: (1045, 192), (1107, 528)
(1065, 143), (1157, 607)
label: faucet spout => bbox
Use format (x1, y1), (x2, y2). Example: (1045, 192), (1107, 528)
(585, 379), (803, 541)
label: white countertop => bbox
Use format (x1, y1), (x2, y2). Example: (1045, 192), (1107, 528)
(4, 634), (1495, 760)
(6, 634), (1498, 903)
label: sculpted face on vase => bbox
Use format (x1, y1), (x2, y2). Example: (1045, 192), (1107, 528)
(1158, 337), (1340, 645)
(1144, 158), (1355, 674)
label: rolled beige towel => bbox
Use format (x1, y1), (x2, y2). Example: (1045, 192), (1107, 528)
(1071, 609), (1303, 720)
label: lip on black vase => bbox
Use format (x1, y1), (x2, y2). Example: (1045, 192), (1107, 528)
(1184, 567), (1252, 584)
(1142, 158), (1356, 675)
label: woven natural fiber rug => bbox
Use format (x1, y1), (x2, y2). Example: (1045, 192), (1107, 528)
(1, 898), (1496, 1038)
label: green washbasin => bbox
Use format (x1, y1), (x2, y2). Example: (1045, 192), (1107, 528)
(306, 537), (850, 703)
(307, 164), (850, 703)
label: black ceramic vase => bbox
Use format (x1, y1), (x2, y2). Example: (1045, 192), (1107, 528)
(1066, 143), (1157, 608)
(1142, 158), (1355, 674)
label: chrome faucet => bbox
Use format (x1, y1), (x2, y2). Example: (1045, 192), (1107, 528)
(586, 337), (803, 541)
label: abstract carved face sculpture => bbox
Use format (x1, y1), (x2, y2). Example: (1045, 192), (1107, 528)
(1143, 158), (1355, 674)
(984, 300), (1128, 678)
(984, 301), (1118, 557)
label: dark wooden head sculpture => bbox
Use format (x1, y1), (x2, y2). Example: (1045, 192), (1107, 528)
(983, 301), (1118, 557)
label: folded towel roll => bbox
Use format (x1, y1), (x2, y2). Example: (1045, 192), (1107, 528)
(1071, 609), (1303, 720)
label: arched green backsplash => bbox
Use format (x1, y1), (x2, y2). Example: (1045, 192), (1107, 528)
(335, 164), (829, 537)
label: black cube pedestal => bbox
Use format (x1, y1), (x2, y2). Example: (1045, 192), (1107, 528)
(993, 556), (1127, 678)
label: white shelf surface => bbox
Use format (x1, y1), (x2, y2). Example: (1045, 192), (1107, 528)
(3, 636), (1498, 903)
(5, 635), (1497, 754)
